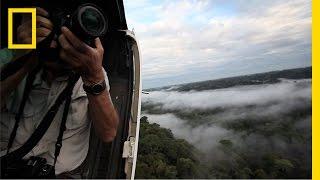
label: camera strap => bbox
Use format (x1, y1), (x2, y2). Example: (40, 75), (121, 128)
(6, 65), (41, 154)
(53, 82), (73, 166)
(3, 73), (80, 163)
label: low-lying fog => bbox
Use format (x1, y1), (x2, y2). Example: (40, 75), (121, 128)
(143, 79), (311, 111)
(142, 79), (311, 164)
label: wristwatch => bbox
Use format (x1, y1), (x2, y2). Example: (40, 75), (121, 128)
(83, 80), (106, 95)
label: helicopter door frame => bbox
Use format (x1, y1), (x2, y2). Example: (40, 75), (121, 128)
(121, 30), (142, 180)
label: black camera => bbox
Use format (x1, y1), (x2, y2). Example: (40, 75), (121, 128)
(2, 156), (55, 178)
(50, 3), (108, 45)
(35, 1), (109, 62)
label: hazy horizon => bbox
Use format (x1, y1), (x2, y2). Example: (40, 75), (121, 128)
(144, 65), (311, 89)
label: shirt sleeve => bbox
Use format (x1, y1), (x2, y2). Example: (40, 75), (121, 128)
(102, 67), (110, 91)
(0, 48), (14, 68)
(5, 77), (26, 113)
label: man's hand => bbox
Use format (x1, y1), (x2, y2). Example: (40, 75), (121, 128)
(58, 27), (118, 143)
(16, 7), (53, 71)
(17, 7), (53, 45)
(58, 27), (104, 84)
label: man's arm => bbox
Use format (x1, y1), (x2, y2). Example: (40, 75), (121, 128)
(87, 85), (119, 142)
(58, 27), (119, 142)
(83, 67), (119, 142)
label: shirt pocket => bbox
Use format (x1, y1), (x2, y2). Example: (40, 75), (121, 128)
(65, 95), (89, 130)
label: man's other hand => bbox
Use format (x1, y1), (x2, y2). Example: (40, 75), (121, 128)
(17, 7), (53, 44)
(58, 27), (105, 84)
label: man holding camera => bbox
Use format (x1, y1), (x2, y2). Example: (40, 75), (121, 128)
(0, 7), (119, 177)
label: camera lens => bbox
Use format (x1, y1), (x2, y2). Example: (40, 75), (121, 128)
(75, 5), (107, 38)
(81, 8), (104, 34)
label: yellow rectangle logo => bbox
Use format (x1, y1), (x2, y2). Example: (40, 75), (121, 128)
(8, 8), (36, 49)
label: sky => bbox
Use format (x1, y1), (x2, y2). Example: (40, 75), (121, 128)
(123, 0), (311, 89)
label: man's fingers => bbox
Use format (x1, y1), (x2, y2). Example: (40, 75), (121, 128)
(18, 20), (32, 39)
(17, 28), (31, 42)
(22, 38), (32, 44)
(36, 37), (46, 44)
(58, 35), (80, 57)
(36, 16), (53, 29)
(61, 27), (90, 52)
(58, 34), (72, 51)
(18, 19), (31, 32)
(37, 27), (51, 37)
(36, 7), (49, 17)
(95, 38), (104, 53)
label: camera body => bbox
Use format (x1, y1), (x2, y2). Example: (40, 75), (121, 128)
(2, 156), (55, 178)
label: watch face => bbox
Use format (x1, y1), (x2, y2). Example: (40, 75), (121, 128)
(92, 84), (104, 94)
(83, 80), (106, 95)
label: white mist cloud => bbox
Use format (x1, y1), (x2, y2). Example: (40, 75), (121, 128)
(145, 113), (231, 154)
(142, 79), (311, 111)
(141, 79), (311, 159)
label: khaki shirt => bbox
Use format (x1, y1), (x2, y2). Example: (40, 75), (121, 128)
(0, 68), (110, 175)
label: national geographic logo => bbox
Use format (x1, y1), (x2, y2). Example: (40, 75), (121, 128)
(8, 8), (36, 49)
